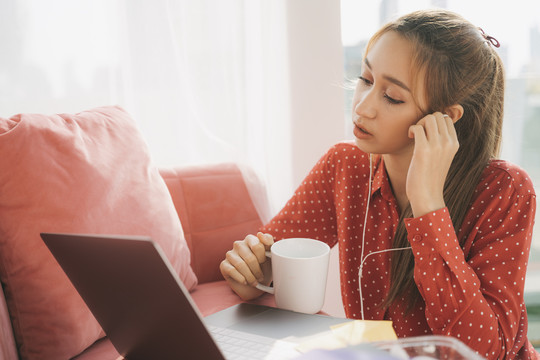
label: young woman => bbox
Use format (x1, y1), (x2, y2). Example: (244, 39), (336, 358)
(220, 9), (538, 359)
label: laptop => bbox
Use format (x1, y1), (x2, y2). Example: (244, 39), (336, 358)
(40, 233), (351, 360)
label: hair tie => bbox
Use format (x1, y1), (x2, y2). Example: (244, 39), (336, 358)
(479, 28), (500, 48)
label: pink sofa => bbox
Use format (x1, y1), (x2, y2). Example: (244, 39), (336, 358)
(0, 162), (342, 360)
(0, 162), (266, 359)
(0, 106), (343, 360)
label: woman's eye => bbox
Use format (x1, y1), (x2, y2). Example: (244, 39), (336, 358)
(357, 75), (404, 105)
(358, 76), (372, 86)
(384, 94), (404, 105)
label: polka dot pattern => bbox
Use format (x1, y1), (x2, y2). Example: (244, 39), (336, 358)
(260, 142), (538, 360)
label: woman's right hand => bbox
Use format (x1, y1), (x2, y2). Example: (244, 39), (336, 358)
(219, 232), (274, 300)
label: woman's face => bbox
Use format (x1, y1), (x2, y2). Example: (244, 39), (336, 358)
(352, 31), (427, 157)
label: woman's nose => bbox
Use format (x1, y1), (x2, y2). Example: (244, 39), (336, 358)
(354, 91), (376, 119)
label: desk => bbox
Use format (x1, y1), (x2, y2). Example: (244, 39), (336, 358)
(205, 304), (484, 359)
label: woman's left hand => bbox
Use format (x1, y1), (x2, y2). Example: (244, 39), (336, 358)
(406, 112), (459, 217)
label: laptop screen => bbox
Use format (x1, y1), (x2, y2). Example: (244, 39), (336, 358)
(40, 233), (224, 360)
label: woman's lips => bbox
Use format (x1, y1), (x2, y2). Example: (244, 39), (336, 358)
(353, 123), (372, 139)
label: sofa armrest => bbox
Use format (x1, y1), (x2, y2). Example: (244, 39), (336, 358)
(160, 163), (267, 284)
(0, 282), (18, 360)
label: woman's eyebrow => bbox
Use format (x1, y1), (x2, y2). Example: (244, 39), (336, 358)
(364, 58), (411, 92)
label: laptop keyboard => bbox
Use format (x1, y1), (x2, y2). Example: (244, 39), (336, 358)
(208, 325), (300, 360)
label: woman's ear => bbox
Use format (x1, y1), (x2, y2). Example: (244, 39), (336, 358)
(444, 104), (464, 123)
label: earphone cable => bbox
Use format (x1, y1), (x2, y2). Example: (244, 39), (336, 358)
(358, 154), (412, 320)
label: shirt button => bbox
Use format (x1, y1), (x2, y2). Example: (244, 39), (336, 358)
(413, 235), (422, 242)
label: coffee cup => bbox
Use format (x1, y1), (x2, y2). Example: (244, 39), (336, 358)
(255, 238), (330, 314)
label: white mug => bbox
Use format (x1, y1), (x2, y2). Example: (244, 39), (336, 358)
(256, 238), (330, 314)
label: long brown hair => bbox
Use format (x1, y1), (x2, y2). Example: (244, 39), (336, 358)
(364, 9), (506, 310)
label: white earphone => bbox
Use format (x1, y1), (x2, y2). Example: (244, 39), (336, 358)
(358, 153), (411, 320)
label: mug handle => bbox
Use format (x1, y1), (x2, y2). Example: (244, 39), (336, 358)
(255, 251), (274, 294)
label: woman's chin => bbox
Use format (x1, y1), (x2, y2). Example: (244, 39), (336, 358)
(354, 138), (372, 153)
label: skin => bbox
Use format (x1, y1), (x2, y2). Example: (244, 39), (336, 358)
(220, 232), (273, 300)
(220, 31), (464, 301)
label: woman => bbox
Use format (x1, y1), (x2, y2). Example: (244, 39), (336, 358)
(220, 9), (538, 359)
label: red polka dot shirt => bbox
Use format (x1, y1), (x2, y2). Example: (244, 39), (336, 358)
(260, 142), (538, 360)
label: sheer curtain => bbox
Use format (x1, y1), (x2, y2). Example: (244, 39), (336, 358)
(0, 0), (298, 216)
(1, 0), (345, 217)
(121, 0), (294, 219)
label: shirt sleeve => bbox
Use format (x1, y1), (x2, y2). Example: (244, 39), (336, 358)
(260, 145), (341, 247)
(405, 171), (536, 359)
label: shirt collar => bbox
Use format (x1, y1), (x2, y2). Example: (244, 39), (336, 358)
(370, 155), (395, 202)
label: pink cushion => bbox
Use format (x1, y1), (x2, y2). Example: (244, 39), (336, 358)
(0, 106), (197, 360)
(190, 281), (247, 317)
(0, 284), (17, 360)
(160, 164), (264, 284)
(71, 338), (120, 360)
